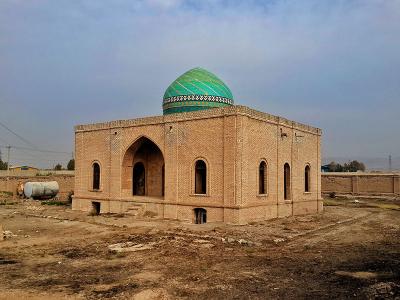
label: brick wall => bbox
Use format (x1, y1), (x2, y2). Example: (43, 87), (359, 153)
(322, 173), (400, 196)
(0, 174), (74, 200)
(73, 105), (322, 223)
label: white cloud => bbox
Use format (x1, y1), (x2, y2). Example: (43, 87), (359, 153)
(0, 0), (399, 166)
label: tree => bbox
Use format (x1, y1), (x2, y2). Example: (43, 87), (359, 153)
(54, 164), (62, 170)
(327, 161), (344, 172)
(0, 159), (7, 170)
(67, 159), (75, 170)
(335, 163), (344, 172)
(328, 161), (337, 172)
(344, 160), (366, 172)
(326, 160), (366, 172)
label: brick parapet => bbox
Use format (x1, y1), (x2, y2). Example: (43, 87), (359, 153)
(75, 105), (321, 136)
(73, 104), (322, 223)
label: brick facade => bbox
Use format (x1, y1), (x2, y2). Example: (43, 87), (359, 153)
(73, 105), (322, 224)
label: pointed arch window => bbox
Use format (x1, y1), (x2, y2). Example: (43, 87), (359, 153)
(195, 160), (207, 194)
(284, 163), (291, 200)
(93, 162), (100, 190)
(305, 165), (311, 192)
(259, 161), (267, 194)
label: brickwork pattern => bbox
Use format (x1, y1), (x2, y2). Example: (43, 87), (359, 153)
(322, 173), (400, 196)
(73, 105), (321, 224)
(0, 175), (74, 200)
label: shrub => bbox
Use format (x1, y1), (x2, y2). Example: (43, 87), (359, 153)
(67, 159), (75, 170)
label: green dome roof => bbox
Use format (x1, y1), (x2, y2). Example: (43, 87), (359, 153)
(163, 67), (234, 115)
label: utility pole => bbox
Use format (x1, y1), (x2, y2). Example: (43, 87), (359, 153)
(6, 145), (11, 174)
(6, 145), (11, 192)
(389, 154), (392, 172)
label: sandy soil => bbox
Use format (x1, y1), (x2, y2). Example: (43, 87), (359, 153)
(0, 197), (400, 299)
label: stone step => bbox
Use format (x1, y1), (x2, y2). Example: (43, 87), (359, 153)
(125, 204), (145, 216)
(127, 206), (144, 211)
(127, 206), (141, 210)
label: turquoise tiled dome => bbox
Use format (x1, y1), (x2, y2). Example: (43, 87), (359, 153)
(163, 68), (234, 115)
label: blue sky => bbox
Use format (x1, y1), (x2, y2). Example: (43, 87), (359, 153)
(0, 0), (399, 168)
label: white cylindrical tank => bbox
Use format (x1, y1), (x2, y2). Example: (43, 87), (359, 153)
(23, 181), (59, 199)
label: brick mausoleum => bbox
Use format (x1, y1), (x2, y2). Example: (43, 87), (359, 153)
(72, 68), (322, 224)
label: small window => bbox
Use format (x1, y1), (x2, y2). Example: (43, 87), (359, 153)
(93, 162), (100, 190)
(194, 208), (207, 224)
(305, 165), (310, 192)
(284, 163), (291, 200)
(91, 201), (101, 215)
(259, 161), (267, 194)
(195, 160), (207, 194)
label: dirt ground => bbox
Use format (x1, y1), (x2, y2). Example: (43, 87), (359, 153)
(1, 197), (400, 299)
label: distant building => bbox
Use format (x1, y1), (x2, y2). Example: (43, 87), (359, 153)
(8, 165), (39, 176)
(321, 164), (330, 172)
(73, 68), (322, 224)
(9, 165), (39, 172)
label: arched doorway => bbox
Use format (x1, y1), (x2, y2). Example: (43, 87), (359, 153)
(133, 162), (145, 196)
(122, 137), (165, 198)
(162, 164), (165, 197)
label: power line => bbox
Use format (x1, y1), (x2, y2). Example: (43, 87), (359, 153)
(11, 148), (57, 161)
(0, 144), (71, 154)
(0, 120), (38, 149)
(16, 145), (70, 154)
